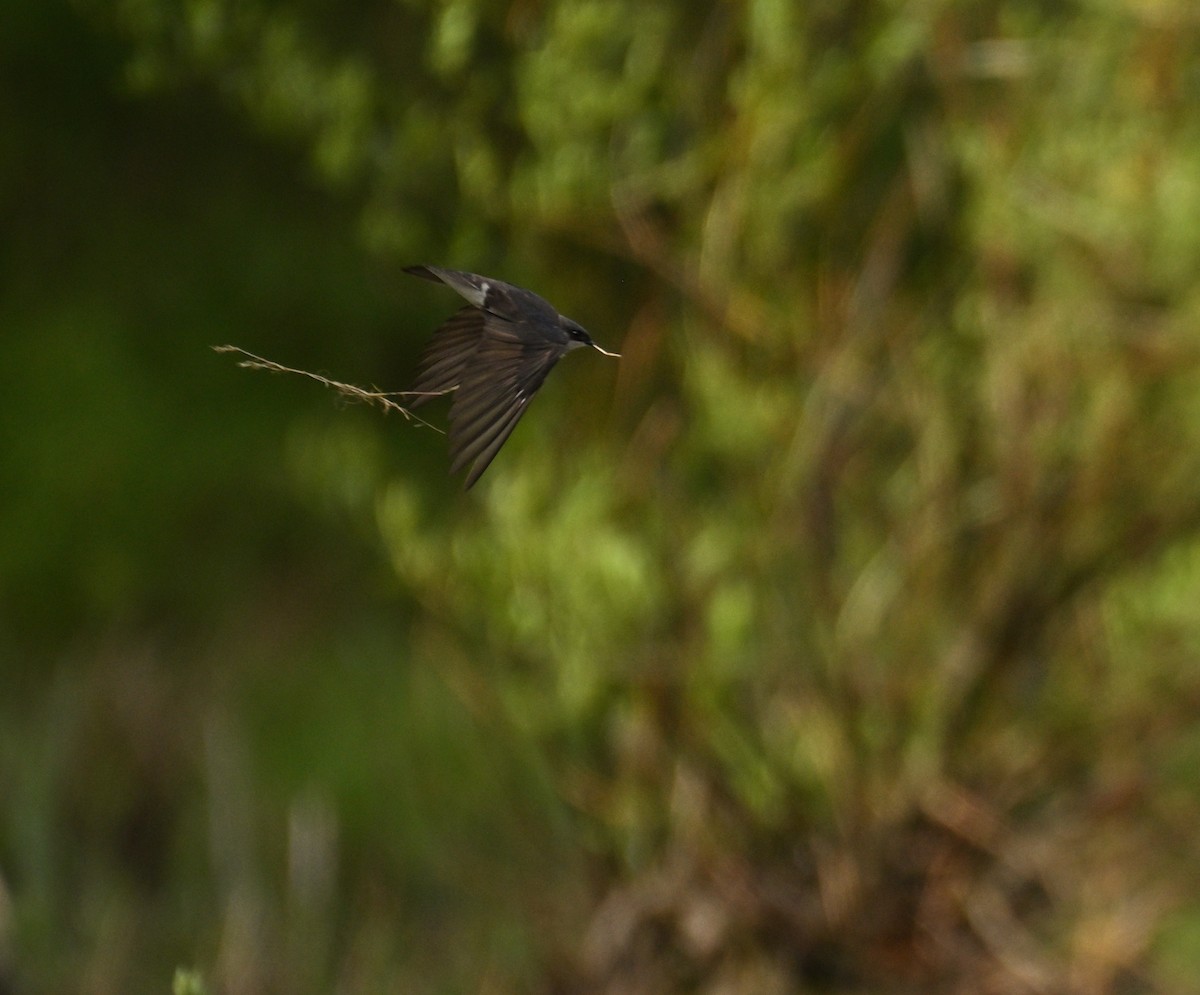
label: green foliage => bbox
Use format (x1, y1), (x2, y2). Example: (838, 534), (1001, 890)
(5, 0), (1200, 992)
(172, 967), (208, 995)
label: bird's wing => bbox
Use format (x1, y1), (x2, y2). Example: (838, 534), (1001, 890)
(408, 307), (486, 406)
(448, 323), (565, 488)
(403, 265), (558, 325)
(403, 265), (490, 308)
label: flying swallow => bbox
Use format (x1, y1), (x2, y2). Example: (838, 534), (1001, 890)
(405, 265), (619, 488)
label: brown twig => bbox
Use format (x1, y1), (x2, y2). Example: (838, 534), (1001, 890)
(212, 345), (445, 435)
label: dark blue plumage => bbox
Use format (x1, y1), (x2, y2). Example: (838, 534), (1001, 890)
(405, 266), (619, 488)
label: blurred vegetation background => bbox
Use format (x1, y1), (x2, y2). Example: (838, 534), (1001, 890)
(4, 0), (1200, 992)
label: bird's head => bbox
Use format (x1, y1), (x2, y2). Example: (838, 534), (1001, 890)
(562, 317), (620, 357)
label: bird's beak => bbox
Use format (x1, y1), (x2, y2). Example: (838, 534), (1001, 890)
(592, 343), (621, 358)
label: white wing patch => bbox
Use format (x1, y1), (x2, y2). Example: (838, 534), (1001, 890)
(440, 270), (489, 307)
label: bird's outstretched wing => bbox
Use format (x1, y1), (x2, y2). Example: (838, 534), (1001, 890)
(449, 324), (564, 488)
(403, 264), (558, 326)
(408, 307), (485, 404)
(403, 265), (491, 307)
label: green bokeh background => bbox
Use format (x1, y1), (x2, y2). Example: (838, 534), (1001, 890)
(4, 1), (1200, 992)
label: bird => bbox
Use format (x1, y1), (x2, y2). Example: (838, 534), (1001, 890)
(403, 265), (620, 488)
